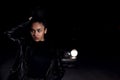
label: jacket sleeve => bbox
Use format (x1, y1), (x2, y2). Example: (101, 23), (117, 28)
(4, 21), (30, 42)
(54, 49), (65, 80)
(45, 48), (65, 80)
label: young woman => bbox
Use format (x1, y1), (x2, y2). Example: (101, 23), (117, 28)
(4, 11), (64, 80)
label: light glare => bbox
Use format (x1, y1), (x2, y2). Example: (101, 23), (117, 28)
(70, 49), (78, 57)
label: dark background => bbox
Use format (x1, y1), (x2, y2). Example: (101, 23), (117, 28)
(0, 1), (120, 67)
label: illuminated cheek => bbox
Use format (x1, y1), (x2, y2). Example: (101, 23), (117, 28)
(38, 33), (44, 38)
(30, 32), (34, 37)
(31, 33), (33, 36)
(38, 33), (43, 38)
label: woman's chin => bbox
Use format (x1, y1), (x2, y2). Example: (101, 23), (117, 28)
(33, 39), (40, 42)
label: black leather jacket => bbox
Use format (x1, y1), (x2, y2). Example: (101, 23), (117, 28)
(4, 21), (64, 80)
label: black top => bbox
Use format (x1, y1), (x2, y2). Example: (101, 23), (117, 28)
(27, 41), (54, 78)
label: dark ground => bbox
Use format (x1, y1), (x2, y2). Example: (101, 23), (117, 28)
(62, 65), (120, 80)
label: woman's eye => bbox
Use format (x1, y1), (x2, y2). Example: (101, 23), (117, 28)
(31, 30), (34, 33)
(30, 30), (35, 33)
(37, 29), (41, 32)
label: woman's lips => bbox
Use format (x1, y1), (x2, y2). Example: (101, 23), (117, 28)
(34, 37), (39, 40)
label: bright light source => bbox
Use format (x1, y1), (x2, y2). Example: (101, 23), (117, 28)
(70, 49), (78, 57)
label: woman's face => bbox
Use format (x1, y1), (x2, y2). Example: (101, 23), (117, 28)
(30, 22), (47, 42)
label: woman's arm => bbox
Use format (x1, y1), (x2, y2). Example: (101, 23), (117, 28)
(4, 21), (30, 42)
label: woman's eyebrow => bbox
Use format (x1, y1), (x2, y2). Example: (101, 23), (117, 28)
(37, 28), (41, 30)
